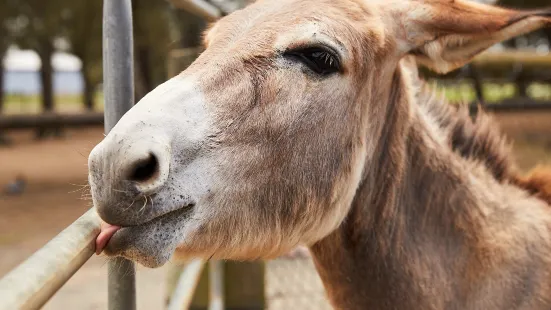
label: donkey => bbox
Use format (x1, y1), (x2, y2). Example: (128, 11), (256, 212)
(89, 0), (551, 308)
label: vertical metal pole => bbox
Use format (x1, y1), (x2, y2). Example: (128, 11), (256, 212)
(103, 0), (135, 131)
(103, 0), (136, 309)
(208, 261), (224, 310)
(167, 259), (206, 310)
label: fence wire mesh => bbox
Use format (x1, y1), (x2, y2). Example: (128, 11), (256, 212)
(265, 247), (332, 310)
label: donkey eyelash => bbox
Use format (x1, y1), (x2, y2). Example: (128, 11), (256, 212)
(283, 45), (342, 76)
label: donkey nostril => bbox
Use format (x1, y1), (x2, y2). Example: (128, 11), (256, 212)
(128, 153), (159, 183)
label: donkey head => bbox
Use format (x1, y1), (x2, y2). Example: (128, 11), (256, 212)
(88, 0), (551, 267)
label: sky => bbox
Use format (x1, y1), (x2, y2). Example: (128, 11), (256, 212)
(3, 47), (82, 72)
(3, 47), (83, 94)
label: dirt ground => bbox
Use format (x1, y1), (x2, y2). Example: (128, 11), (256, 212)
(1, 117), (551, 309)
(0, 128), (170, 309)
(491, 110), (551, 171)
(0, 128), (103, 271)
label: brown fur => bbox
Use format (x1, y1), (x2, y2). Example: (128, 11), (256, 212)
(407, 60), (551, 205)
(312, 62), (551, 310)
(88, 0), (551, 309)
(411, 73), (516, 182)
(515, 166), (551, 205)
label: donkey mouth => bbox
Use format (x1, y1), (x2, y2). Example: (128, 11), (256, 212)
(95, 203), (195, 256)
(96, 223), (121, 255)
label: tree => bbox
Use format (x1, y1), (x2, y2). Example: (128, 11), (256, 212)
(132, 0), (178, 101)
(11, 0), (68, 113)
(64, 0), (103, 111)
(0, 0), (18, 113)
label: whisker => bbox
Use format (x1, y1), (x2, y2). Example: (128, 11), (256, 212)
(123, 199), (137, 212)
(141, 195), (152, 216)
(112, 188), (131, 194)
(75, 149), (89, 159)
(68, 184), (91, 194)
(138, 196), (148, 214)
(69, 183), (90, 188)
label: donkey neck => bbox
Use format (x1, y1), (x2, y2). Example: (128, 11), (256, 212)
(310, 64), (487, 309)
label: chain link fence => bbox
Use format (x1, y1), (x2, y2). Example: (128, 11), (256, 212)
(266, 248), (332, 310)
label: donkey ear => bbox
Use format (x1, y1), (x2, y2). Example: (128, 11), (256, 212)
(399, 0), (551, 73)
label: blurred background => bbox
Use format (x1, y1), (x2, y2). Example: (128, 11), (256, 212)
(0, 0), (550, 309)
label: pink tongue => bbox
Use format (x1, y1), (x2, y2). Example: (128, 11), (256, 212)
(95, 222), (121, 255)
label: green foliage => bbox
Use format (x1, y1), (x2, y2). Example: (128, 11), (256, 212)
(3, 0), (181, 109)
(6, 0), (70, 112)
(436, 82), (551, 104)
(63, 1), (103, 86)
(0, 0), (19, 55)
(133, 0), (179, 93)
(62, 0), (103, 109)
(9, 0), (68, 53)
(3, 93), (104, 115)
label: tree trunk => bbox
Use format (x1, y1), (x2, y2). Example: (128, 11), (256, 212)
(517, 76), (529, 98)
(134, 46), (152, 101)
(510, 39), (529, 98)
(0, 54), (8, 145)
(467, 64), (485, 105)
(36, 41), (57, 139)
(0, 57), (4, 114)
(81, 63), (95, 111)
(38, 42), (54, 112)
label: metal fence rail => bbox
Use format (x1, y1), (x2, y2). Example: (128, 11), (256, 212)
(0, 113), (104, 130)
(0, 210), (100, 310)
(169, 0), (222, 20)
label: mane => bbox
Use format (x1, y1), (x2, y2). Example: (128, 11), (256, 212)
(515, 166), (551, 204)
(415, 82), (515, 181)
(406, 62), (551, 205)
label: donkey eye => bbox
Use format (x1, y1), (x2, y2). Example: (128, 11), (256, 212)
(284, 47), (341, 76)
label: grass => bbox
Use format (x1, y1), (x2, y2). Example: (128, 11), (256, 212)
(2, 82), (551, 115)
(3, 93), (104, 115)
(435, 82), (551, 104)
